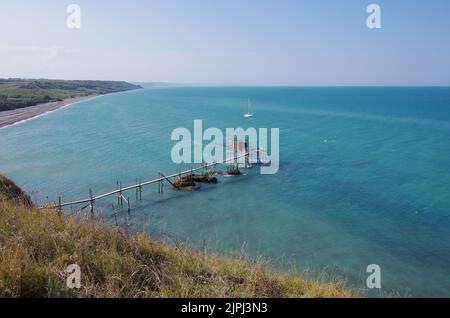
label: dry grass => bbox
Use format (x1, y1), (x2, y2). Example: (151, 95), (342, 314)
(0, 175), (32, 206)
(0, 175), (356, 298)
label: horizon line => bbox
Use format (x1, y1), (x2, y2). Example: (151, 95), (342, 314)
(2, 78), (450, 88)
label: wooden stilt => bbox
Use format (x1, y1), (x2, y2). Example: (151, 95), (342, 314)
(158, 174), (161, 194)
(57, 196), (62, 216)
(245, 141), (249, 169)
(88, 188), (94, 220)
(234, 136), (238, 168)
(119, 182), (123, 205)
(116, 181), (120, 205)
(135, 178), (139, 202)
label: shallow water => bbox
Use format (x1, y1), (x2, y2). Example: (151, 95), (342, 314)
(1, 86), (449, 296)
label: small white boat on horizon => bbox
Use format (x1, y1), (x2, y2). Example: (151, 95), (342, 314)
(244, 98), (253, 118)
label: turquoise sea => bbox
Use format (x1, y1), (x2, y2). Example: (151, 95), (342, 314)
(1, 86), (449, 297)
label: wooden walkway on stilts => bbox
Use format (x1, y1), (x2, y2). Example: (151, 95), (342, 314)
(40, 149), (254, 217)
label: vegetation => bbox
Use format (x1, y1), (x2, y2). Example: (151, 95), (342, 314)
(0, 175), (32, 206)
(0, 175), (355, 298)
(0, 79), (141, 111)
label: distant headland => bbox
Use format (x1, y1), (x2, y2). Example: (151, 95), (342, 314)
(0, 79), (141, 128)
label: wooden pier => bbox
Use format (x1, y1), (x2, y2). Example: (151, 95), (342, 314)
(41, 150), (254, 215)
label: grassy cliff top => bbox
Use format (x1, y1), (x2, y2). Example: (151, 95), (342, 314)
(0, 79), (141, 111)
(0, 175), (355, 298)
(0, 175), (32, 206)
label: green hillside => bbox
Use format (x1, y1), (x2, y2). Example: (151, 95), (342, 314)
(0, 79), (141, 111)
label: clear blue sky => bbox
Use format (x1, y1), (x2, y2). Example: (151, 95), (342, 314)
(1, 0), (449, 85)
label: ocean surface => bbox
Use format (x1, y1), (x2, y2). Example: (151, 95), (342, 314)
(1, 86), (449, 297)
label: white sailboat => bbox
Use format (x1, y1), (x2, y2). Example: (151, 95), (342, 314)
(244, 98), (253, 118)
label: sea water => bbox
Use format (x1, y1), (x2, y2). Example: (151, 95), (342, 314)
(1, 86), (449, 297)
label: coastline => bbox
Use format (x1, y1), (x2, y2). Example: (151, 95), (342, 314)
(0, 95), (100, 129)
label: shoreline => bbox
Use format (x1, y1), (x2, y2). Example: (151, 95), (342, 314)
(0, 95), (100, 129)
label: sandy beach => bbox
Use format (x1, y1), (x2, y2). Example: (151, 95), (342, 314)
(0, 95), (98, 129)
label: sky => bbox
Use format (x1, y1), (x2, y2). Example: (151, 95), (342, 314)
(0, 0), (450, 86)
